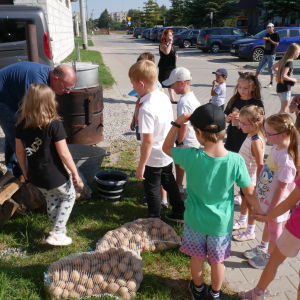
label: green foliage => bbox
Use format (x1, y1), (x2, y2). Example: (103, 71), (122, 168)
(166, 0), (188, 26)
(257, 0), (300, 26)
(98, 9), (110, 28)
(127, 9), (141, 28)
(142, 0), (163, 27)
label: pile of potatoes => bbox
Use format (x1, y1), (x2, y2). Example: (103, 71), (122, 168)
(96, 218), (181, 253)
(47, 249), (143, 299)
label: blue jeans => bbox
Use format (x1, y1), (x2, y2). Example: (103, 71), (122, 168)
(0, 103), (22, 177)
(256, 54), (276, 74)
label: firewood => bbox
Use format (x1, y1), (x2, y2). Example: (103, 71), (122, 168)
(11, 188), (28, 215)
(0, 179), (23, 205)
(0, 199), (19, 228)
(26, 183), (46, 210)
(0, 172), (15, 188)
(0, 163), (7, 178)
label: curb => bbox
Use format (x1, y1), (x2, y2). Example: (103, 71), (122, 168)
(244, 64), (300, 74)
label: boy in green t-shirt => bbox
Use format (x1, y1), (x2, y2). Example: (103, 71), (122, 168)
(162, 103), (263, 300)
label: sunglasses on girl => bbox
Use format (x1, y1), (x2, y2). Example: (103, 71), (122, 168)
(238, 120), (253, 128)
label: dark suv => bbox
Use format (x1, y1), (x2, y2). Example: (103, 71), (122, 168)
(0, 5), (54, 70)
(133, 27), (148, 38)
(196, 27), (251, 53)
(157, 26), (188, 42)
(174, 29), (200, 48)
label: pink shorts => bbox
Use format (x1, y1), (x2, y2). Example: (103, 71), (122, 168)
(264, 220), (283, 241)
(277, 228), (300, 258)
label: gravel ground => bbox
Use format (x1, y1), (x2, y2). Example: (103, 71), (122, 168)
(0, 246), (27, 259)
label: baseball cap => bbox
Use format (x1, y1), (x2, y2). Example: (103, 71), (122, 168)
(189, 103), (225, 133)
(212, 68), (228, 78)
(128, 82), (161, 97)
(162, 67), (192, 86)
(267, 23), (274, 28)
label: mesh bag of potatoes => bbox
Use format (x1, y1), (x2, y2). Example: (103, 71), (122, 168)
(45, 249), (143, 299)
(96, 218), (181, 254)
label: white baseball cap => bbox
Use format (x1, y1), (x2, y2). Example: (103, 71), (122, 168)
(267, 23), (274, 28)
(162, 67), (192, 86)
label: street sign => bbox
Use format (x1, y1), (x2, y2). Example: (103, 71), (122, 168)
(164, 17), (166, 24)
(210, 12), (213, 19)
(127, 17), (131, 21)
(128, 21), (131, 25)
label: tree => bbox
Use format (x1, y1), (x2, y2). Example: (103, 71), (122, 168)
(127, 9), (140, 28)
(142, 0), (162, 27)
(98, 9), (110, 28)
(167, 0), (187, 26)
(257, 0), (300, 26)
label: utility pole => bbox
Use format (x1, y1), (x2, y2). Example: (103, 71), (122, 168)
(79, 0), (88, 49)
(92, 9), (94, 31)
(86, 0), (89, 32)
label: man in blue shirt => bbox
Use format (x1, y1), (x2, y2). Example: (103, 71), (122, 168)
(0, 61), (77, 177)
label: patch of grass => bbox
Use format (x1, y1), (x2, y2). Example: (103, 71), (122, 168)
(74, 38), (94, 47)
(0, 139), (241, 299)
(63, 49), (115, 89)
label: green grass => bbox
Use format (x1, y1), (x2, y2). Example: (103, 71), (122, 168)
(74, 38), (94, 47)
(63, 49), (115, 89)
(0, 140), (241, 299)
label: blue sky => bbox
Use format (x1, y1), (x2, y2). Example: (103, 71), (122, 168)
(71, 0), (171, 20)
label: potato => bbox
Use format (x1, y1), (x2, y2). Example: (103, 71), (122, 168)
(174, 235), (181, 242)
(53, 271), (60, 282)
(76, 284), (86, 293)
(107, 283), (119, 295)
(134, 271), (143, 282)
(150, 244), (156, 251)
(120, 227), (128, 234)
(141, 231), (148, 238)
(102, 262), (111, 273)
(101, 240), (109, 248)
(116, 279), (126, 287)
(120, 238), (129, 246)
(100, 281), (108, 292)
(100, 252), (110, 261)
(86, 278), (94, 289)
(81, 261), (90, 273)
(112, 266), (120, 276)
(164, 233), (171, 240)
(61, 289), (69, 299)
(56, 280), (66, 289)
(93, 273), (104, 284)
(108, 237), (118, 245)
(65, 281), (74, 290)
(60, 270), (69, 281)
(157, 242), (167, 251)
(69, 290), (80, 298)
(161, 226), (168, 235)
(118, 263), (127, 273)
(107, 275), (116, 283)
(75, 192), (81, 199)
(93, 285), (102, 294)
(121, 257), (130, 265)
(110, 258), (118, 268)
(49, 282), (55, 291)
(133, 234), (142, 243)
(72, 257), (83, 265)
(122, 293), (131, 300)
(125, 231), (133, 239)
(70, 270), (80, 282)
(90, 266), (97, 274)
(124, 270), (133, 280)
(171, 229), (178, 237)
(129, 242), (137, 250)
(119, 286), (129, 296)
(79, 274), (88, 285)
(127, 279), (137, 291)
(90, 258), (98, 266)
(151, 228), (158, 236)
(132, 262), (141, 272)
(86, 288), (93, 296)
(153, 219), (162, 228)
(52, 286), (63, 297)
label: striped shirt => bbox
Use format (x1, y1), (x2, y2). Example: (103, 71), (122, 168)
(239, 134), (264, 185)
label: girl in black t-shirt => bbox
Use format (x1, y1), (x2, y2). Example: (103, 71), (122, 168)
(271, 43), (300, 113)
(15, 83), (79, 246)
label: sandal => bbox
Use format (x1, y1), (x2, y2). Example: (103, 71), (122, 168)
(233, 231), (255, 242)
(233, 220), (247, 230)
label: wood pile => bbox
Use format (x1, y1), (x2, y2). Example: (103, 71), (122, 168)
(0, 164), (46, 228)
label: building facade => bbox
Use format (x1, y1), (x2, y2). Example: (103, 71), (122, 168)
(110, 11), (127, 22)
(14, 0), (74, 64)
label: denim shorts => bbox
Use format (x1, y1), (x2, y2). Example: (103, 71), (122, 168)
(256, 54), (276, 74)
(277, 91), (291, 102)
(180, 223), (232, 263)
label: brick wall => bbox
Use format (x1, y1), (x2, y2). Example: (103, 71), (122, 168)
(14, 0), (74, 64)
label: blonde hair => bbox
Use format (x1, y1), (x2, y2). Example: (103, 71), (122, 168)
(276, 43), (300, 84)
(128, 60), (157, 86)
(228, 72), (263, 110)
(199, 125), (226, 143)
(266, 113), (299, 178)
(239, 105), (266, 144)
(16, 83), (60, 130)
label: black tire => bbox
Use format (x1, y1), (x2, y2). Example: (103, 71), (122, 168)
(251, 48), (264, 62)
(183, 40), (191, 48)
(137, 34), (142, 39)
(210, 43), (220, 53)
(202, 49), (209, 52)
(179, 44), (184, 48)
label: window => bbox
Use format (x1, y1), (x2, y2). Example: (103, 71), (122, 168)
(192, 30), (199, 35)
(290, 29), (300, 38)
(278, 30), (288, 39)
(199, 30), (208, 37)
(233, 29), (246, 36)
(0, 19), (32, 44)
(221, 28), (231, 35)
(210, 29), (221, 35)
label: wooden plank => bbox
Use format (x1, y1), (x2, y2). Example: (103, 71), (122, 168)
(0, 199), (17, 228)
(11, 185), (31, 212)
(0, 172), (15, 188)
(26, 183), (46, 210)
(0, 179), (23, 205)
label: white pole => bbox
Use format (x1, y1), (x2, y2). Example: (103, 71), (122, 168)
(79, 0), (88, 49)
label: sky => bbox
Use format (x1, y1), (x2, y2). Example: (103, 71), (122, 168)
(71, 0), (171, 20)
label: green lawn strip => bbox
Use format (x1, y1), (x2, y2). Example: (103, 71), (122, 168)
(74, 38), (94, 47)
(63, 49), (114, 89)
(0, 139), (241, 299)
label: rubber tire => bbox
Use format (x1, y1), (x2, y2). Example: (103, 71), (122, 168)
(202, 49), (209, 52)
(210, 43), (220, 53)
(137, 34), (142, 39)
(183, 40), (191, 48)
(251, 48), (264, 62)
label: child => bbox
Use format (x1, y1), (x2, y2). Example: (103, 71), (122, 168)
(244, 113), (298, 270)
(129, 60), (185, 222)
(271, 43), (300, 114)
(210, 68), (227, 111)
(239, 166), (300, 300)
(162, 67), (200, 199)
(224, 72), (264, 204)
(232, 106), (265, 242)
(162, 103), (263, 300)
(15, 83), (79, 246)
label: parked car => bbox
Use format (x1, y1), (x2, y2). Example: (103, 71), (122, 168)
(156, 28), (165, 42)
(146, 29), (151, 40)
(133, 27), (148, 38)
(150, 28), (159, 41)
(230, 27), (300, 62)
(157, 26), (188, 42)
(0, 5), (54, 70)
(196, 27), (251, 53)
(174, 29), (200, 48)
(142, 28), (150, 38)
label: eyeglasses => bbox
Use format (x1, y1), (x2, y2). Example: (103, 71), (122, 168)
(59, 78), (74, 92)
(238, 120), (253, 128)
(264, 129), (281, 139)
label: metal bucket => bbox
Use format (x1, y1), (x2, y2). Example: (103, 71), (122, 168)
(68, 144), (110, 183)
(94, 170), (129, 202)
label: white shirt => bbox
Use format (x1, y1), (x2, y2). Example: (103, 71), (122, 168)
(138, 89), (174, 167)
(211, 82), (226, 106)
(177, 92), (200, 147)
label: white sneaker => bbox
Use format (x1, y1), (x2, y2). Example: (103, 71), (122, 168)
(46, 232), (72, 246)
(265, 83), (273, 88)
(234, 194), (242, 205)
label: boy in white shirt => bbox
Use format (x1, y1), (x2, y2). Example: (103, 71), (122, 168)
(210, 68), (227, 111)
(128, 60), (185, 222)
(163, 67), (200, 198)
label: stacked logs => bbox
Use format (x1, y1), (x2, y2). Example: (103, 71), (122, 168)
(0, 164), (46, 228)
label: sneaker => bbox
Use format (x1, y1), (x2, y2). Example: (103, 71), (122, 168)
(207, 285), (222, 300)
(165, 212), (185, 223)
(244, 245), (267, 259)
(46, 232), (72, 246)
(234, 194), (242, 205)
(140, 194), (147, 206)
(233, 220), (247, 230)
(189, 280), (205, 300)
(248, 252), (269, 269)
(233, 232), (255, 242)
(265, 83), (273, 88)
(161, 202), (169, 209)
(238, 288), (271, 299)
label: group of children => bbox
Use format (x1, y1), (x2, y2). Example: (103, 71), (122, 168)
(12, 44), (300, 300)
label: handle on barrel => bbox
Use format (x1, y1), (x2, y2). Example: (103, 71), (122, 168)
(70, 124), (87, 129)
(88, 95), (94, 124)
(104, 152), (111, 157)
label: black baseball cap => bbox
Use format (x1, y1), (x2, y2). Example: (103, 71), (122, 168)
(189, 103), (226, 133)
(212, 68), (228, 78)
